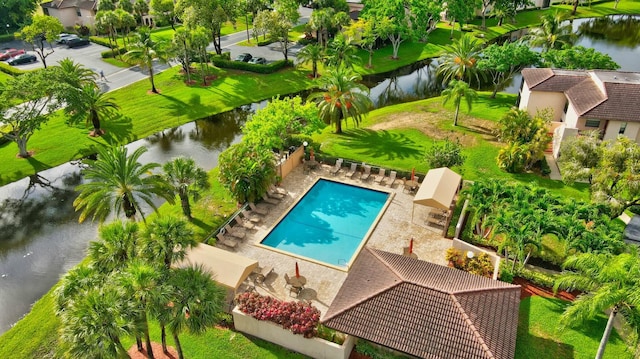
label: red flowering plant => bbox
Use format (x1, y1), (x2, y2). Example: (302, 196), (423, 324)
(235, 292), (321, 338)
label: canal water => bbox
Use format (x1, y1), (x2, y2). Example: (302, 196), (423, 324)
(0, 15), (639, 334)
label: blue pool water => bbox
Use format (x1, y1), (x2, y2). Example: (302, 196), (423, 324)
(260, 179), (389, 267)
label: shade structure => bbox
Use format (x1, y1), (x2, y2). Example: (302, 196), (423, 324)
(174, 243), (258, 292)
(412, 167), (462, 222)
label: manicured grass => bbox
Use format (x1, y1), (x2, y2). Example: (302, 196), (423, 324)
(516, 296), (632, 359)
(237, 24), (306, 47)
(314, 93), (590, 200)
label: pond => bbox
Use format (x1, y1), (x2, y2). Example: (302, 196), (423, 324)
(1, 14), (639, 334)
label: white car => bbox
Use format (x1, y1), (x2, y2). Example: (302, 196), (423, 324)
(56, 33), (78, 44)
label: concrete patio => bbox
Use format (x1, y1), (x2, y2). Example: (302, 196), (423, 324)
(222, 163), (453, 317)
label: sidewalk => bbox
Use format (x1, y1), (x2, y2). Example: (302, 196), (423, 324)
(544, 153), (562, 181)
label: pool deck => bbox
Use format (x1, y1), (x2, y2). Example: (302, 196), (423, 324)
(226, 164), (452, 318)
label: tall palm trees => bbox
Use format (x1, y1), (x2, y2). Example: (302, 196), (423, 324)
(163, 157), (209, 220)
(441, 80), (477, 126)
(297, 44), (324, 79)
(555, 251), (640, 359)
(437, 34), (483, 84)
(308, 67), (372, 134)
(527, 11), (576, 51)
(73, 146), (174, 223)
(126, 27), (168, 93)
(68, 84), (120, 136)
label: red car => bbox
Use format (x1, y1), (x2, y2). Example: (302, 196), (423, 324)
(0, 48), (25, 61)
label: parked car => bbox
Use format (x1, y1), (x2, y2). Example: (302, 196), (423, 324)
(56, 33), (77, 44)
(66, 38), (90, 48)
(248, 57), (267, 65)
(7, 53), (37, 65)
(234, 53), (253, 62)
(0, 48), (25, 61)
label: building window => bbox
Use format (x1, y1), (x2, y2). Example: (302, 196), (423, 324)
(76, 8), (82, 17)
(585, 119), (601, 128)
(563, 101), (569, 114)
(619, 122), (628, 134)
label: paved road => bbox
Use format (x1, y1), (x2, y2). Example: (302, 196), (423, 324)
(1, 6), (312, 93)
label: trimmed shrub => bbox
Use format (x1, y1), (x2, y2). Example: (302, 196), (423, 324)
(499, 261), (514, 283)
(235, 292), (321, 338)
(0, 33), (16, 43)
(424, 139), (466, 169)
(516, 267), (556, 289)
(210, 57), (293, 74)
(101, 47), (127, 58)
(89, 36), (114, 48)
(0, 62), (27, 76)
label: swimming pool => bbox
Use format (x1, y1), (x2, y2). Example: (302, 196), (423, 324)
(259, 178), (391, 269)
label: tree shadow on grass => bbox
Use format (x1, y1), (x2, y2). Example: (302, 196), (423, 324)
(337, 129), (423, 161)
(516, 297), (575, 359)
(160, 93), (219, 120)
(101, 113), (135, 145)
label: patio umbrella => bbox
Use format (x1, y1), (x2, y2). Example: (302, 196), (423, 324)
(295, 262), (300, 278)
(409, 238), (414, 254)
(411, 168), (415, 182)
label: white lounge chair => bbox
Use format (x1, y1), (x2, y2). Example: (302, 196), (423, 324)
(345, 163), (357, 178)
(384, 171), (397, 187)
(269, 184), (287, 196)
(234, 216), (255, 230)
(373, 168), (386, 184)
(267, 187), (285, 199)
(216, 233), (238, 249)
(330, 158), (343, 176)
(360, 165), (372, 181)
(262, 193), (280, 205)
(224, 224), (246, 239)
(249, 202), (269, 215)
(242, 210), (261, 223)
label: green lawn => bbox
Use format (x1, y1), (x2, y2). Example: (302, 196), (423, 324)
(516, 296), (632, 359)
(313, 93), (590, 200)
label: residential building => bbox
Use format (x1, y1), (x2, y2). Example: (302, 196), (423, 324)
(41, 0), (97, 28)
(519, 68), (640, 157)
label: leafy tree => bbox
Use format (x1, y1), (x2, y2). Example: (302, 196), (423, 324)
(325, 34), (359, 69)
(437, 33), (483, 85)
(243, 96), (323, 150)
(477, 42), (540, 98)
(296, 43), (324, 78)
(190, 25), (212, 85)
(441, 79), (477, 126)
(362, 0), (411, 59)
(527, 11), (576, 52)
(0, 68), (63, 158)
(542, 46), (620, 70)
(170, 27), (194, 83)
(308, 66), (373, 134)
(73, 146), (174, 222)
(162, 157), (209, 219)
(134, 0), (150, 26)
(0, 0), (40, 30)
(559, 134), (640, 218)
(253, 0), (299, 61)
(309, 7), (335, 48)
(218, 142), (278, 203)
(479, 0), (495, 29)
(554, 252), (640, 359)
(20, 15), (64, 68)
(408, 0), (442, 42)
(343, 18), (379, 68)
(115, 8), (136, 49)
(166, 265), (226, 359)
(64, 83), (120, 137)
(176, 0), (237, 55)
(150, 0), (178, 30)
(96, 10), (121, 58)
(446, 0), (481, 34)
(495, 108), (551, 173)
(424, 139), (466, 169)
(98, 0), (116, 11)
(126, 27), (169, 94)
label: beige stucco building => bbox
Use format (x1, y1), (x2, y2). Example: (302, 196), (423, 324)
(519, 68), (640, 157)
(41, 0), (98, 28)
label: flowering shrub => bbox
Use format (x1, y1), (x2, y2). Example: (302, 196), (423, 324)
(445, 248), (494, 278)
(235, 292), (321, 338)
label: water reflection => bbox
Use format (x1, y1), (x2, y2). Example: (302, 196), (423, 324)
(578, 15), (640, 48)
(364, 60), (442, 107)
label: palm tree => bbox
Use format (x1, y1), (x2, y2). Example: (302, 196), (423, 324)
(163, 157), (209, 220)
(437, 34), (483, 85)
(297, 44), (324, 79)
(89, 221), (140, 274)
(58, 58), (97, 88)
(307, 66), (372, 134)
(325, 35), (359, 69)
(55, 263), (103, 312)
(167, 265), (226, 359)
(527, 11), (576, 52)
(65, 83), (120, 136)
(441, 80), (477, 126)
(554, 251), (640, 359)
(73, 146), (174, 223)
(141, 216), (196, 270)
(126, 27), (168, 93)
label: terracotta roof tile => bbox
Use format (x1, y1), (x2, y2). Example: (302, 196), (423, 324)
(565, 78), (607, 116)
(521, 68), (554, 89)
(583, 83), (640, 121)
(322, 248), (520, 359)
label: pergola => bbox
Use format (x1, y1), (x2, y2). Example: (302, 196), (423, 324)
(411, 167), (462, 223)
(174, 243), (258, 293)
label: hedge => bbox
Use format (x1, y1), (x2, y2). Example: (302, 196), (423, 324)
(0, 62), (27, 76)
(516, 267), (556, 289)
(89, 36), (114, 48)
(209, 57), (293, 74)
(0, 33), (16, 43)
(101, 47), (127, 58)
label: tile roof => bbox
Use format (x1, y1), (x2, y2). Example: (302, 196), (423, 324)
(522, 68), (640, 122)
(322, 248), (520, 359)
(41, 0), (96, 10)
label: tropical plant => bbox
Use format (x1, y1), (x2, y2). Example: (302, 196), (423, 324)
(307, 66), (372, 134)
(166, 265), (227, 359)
(125, 27), (169, 93)
(163, 157), (209, 219)
(441, 80), (477, 126)
(89, 220), (140, 274)
(64, 83), (120, 136)
(437, 33), (483, 85)
(495, 108), (551, 173)
(57, 58), (97, 88)
(141, 216), (197, 270)
(362, 0), (412, 59)
(296, 43), (324, 78)
(554, 251), (640, 359)
(325, 34), (359, 69)
(343, 18), (379, 68)
(526, 11), (576, 52)
(218, 142), (277, 203)
(477, 42), (540, 98)
(542, 46), (620, 70)
(73, 146), (174, 223)
(95, 10), (121, 58)
(424, 138), (466, 169)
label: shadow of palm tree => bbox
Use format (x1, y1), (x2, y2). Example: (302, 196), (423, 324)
(338, 129), (423, 161)
(101, 113), (134, 144)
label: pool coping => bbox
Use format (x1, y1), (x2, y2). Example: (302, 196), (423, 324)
(253, 176), (396, 272)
